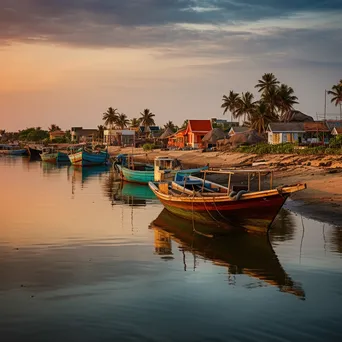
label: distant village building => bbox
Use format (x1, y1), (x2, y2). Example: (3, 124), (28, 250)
(331, 127), (342, 136)
(168, 120), (212, 149)
(104, 129), (135, 146)
(267, 121), (334, 145)
(267, 123), (305, 144)
(71, 127), (98, 143)
(228, 126), (249, 137)
(49, 130), (65, 140)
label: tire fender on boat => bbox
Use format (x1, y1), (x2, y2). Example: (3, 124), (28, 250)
(233, 190), (248, 201)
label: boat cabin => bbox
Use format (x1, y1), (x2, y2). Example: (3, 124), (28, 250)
(154, 157), (181, 181)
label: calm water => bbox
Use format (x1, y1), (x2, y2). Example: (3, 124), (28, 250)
(1, 156), (342, 342)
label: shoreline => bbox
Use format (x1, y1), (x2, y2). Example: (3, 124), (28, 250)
(109, 146), (342, 226)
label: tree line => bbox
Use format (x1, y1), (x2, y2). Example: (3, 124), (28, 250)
(221, 73), (342, 134)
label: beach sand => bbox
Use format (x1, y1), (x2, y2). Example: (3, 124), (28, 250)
(109, 147), (342, 225)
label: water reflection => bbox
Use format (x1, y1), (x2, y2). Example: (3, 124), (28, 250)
(150, 209), (305, 299)
(329, 226), (342, 255)
(269, 209), (296, 242)
(102, 172), (157, 206)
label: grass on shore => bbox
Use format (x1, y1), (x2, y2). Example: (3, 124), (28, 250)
(235, 143), (342, 155)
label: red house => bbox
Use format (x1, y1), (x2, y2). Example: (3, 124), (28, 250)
(168, 120), (212, 149)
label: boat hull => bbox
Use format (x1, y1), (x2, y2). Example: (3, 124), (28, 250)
(0, 149), (27, 155)
(40, 152), (57, 163)
(27, 146), (43, 158)
(116, 164), (209, 184)
(158, 193), (288, 233)
(69, 150), (108, 166)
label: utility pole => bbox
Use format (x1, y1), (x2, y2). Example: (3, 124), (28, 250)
(324, 89), (327, 121)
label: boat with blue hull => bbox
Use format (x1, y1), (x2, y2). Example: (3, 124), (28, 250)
(0, 144), (27, 156)
(115, 156), (209, 184)
(69, 148), (109, 166)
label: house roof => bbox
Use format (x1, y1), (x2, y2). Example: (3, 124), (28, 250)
(187, 120), (212, 133)
(159, 127), (174, 140)
(303, 122), (329, 132)
(168, 128), (186, 139)
(229, 127), (249, 134)
(325, 120), (342, 130)
(202, 128), (226, 143)
(267, 122), (305, 132)
(139, 126), (160, 133)
(332, 127), (342, 134)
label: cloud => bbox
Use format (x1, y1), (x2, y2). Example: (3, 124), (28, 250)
(0, 0), (341, 70)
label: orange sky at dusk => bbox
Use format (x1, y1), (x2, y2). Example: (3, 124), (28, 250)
(0, 1), (341, 131)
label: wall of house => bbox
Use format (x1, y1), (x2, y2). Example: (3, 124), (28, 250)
(268, 132), (304, 144)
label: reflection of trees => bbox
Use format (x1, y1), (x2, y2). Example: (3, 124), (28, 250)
(329, 227), (342, 255)
(269, 209), (296, 242)
(151, 209), (305, 299)
(102, 170), (122, 201)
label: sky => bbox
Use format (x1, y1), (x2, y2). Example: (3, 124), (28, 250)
(0, 0), (341, 131)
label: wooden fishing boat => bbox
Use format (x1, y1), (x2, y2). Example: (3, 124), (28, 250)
(150, 209), (305, 299)
(0, 144), (27, 155)
(27, 145), (43, 158)
(148, 169), (307, 233)
(40, 151), (69, 163)
(68, 148), (109, 166)
(115, 156), (209, 184)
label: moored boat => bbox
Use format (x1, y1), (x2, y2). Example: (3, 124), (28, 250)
(40, 147), (70, 164)
(115, 155), (209, 184)
(68, 148), (109, 166)
(27, 145), (43, 158)
(148, 169), (307, 233)
(0, 144), (27, 155)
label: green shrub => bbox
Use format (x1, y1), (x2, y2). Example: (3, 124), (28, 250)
(142, 143), (155, 151)
(329, 135), (342, 148)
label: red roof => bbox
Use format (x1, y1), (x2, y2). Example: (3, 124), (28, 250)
(186, 120), (212, 133)
(303, 122), (329, 132)
(333, 127), (342, 134)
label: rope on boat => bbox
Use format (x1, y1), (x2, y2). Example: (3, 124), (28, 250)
(191, 191), (214, 238)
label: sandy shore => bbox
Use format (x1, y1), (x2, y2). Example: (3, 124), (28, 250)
(108, 146), (342, 226)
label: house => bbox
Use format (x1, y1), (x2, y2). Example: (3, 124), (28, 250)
(183, 120), (212, 148)
(167, 128), (186, 149)
(267, 123), (305, 144)
(331, 127), (342, 135)
(138, 126), (161, 138)
(71, 127), (98, 143)
(228, 126), (249, 137)
(49, 130), (65, 140)
(167, 120), (212, 149)
(303, 122), (330, 144)
(202, 128), (226, 148)
(104, 129), (135, 146)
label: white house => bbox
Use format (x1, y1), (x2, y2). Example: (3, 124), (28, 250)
(267, 123), (305, 144)
(104, 129), (135, 146)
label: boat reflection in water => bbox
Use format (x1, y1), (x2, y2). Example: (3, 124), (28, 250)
(68, 165), (110, 184)
(150, 209), (305, 299)
(111, 181), (157, 206)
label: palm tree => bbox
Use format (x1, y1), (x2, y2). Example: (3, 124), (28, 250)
(181, 120), (188, 129)
(277, 84), (299, 121)
(116, 113), (130, 129)
(255, 73), (279, 94)
(328, 82), (342, 119)
(103, 107), (119, 145)
(235, 91), (255, 123)
(164, 121), (176, 131)
(248, 102), (277, 134)
(130, 118), (140, 128)
(221, 91), (240, 121)
(97, 125), (105, 141)
(102, 107), (119, 130)
(139, 109), (155, 128)
(48, 124), (61, 132)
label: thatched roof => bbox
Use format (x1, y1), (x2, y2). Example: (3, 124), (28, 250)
(202, 128), (226, 143)
(229, 130), (265, 147)
(159, 127), (174, 140)
(284, 110), (314, 122)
